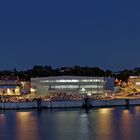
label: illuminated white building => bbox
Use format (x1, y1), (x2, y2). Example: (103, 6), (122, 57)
(0, 76), (20, 95)
(31, 76), (114, 95)
(128, 76), (140, 88)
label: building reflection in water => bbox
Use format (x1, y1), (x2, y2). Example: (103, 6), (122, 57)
(0, 113), (6, 126)
(96, 108), (114, 140)
(0, 113), (6, 139)
(120, 109), (132, 139)
(15, 112), (39, 140)
(1, 107), (140, 140)
(120, 106), (140, 140)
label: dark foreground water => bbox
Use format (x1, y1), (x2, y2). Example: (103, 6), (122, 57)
(0, 106), (140, 140)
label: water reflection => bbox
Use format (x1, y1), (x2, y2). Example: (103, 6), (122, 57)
(0, 113), (6, 126)
(89, 108), (114, 140)
(98, 108), (114, 114)
(134, 106), (140, 116)
(15, 112), (39, 140)
(0, 107), (140, 140)
(0, 113), (6, 139)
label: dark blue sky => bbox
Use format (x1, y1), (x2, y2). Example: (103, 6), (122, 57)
(0, 0), (140, 71)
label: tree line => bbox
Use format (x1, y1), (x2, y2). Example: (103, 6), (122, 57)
(0, 66), (140, 81)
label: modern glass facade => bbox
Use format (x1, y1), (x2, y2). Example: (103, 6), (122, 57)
(31, 76), (106, 95)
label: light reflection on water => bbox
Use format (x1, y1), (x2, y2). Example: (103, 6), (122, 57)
(15, 112), (39, 140)
(0, 107), (140, 140)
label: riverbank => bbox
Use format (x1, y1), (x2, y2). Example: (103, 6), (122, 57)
(1, 98), (140, 109)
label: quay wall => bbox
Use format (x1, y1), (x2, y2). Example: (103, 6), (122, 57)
(0, 101), (37, 109)
(42, 100), (85, 108)
(0, 100), (85, 109)
(89, 99), (140, 107)
(89, 99), (126, 107)
(1, 99), (140, 109)
(129, 99), (140, 105)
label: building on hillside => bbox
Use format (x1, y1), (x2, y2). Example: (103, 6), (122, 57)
(0, 76), (31, 95)
(0, 76), (20, 95)
(128, 76), (140, 91)
(31, 76), (114, 95)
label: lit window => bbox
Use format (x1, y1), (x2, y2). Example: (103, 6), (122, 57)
(136, 82), (140, 85)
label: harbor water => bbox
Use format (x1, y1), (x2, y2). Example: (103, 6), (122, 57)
(0, 106), (140, 140)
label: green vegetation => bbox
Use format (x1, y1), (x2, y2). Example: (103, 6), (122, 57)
(0, 66), (140, 81)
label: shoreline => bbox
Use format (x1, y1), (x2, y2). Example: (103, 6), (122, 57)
(0, 98), (140, 109)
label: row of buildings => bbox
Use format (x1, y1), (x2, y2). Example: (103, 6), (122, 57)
(0, 75), (140, 96)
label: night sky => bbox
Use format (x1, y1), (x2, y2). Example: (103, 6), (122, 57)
(0, 0), (140, 71)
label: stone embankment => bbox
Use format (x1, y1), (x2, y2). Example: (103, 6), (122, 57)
(0, 98), (140, 109)
(89, 98), (140, 107)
